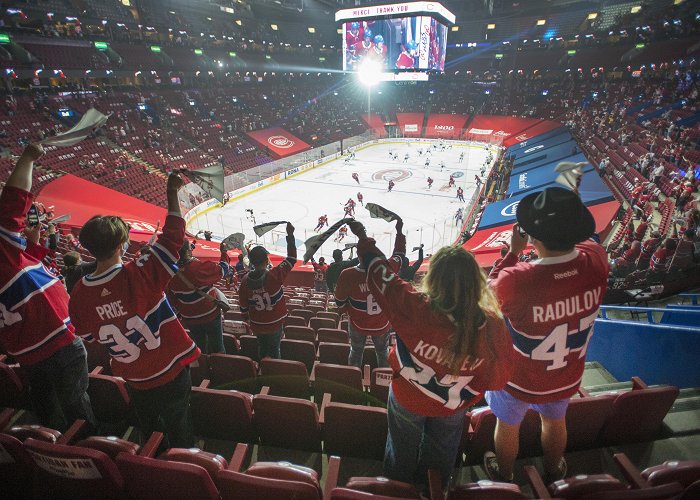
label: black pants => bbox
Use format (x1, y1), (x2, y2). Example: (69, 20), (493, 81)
(127, 367), (194, 448)
(25, 337), (97, 433)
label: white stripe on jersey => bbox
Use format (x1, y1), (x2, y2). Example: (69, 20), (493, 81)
(507, 375), (583, 396)
(122, 342), (197, 383)
(8, 318), (70, 356)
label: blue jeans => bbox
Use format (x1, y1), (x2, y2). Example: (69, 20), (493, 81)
(187, 316), (225, 354)
(348, 323), (390, 368)
(384, 386), (466, 488)
(257, 326), (283, 359)
(24, 337), (97, 433)
(315, 282), (328, 292)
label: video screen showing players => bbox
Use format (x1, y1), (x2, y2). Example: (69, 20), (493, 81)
(343, 16), (448, 72)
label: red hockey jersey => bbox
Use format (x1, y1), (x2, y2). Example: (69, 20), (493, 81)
(166, 259), (227, 326)
(311, 262), (328, 285)
(238, 237), (296, 334)
(335, 232), (405, 336)
(358, 237), (515, 417)
(489, 240), (609, 403)
(395, 52), (415, 69)
(70, 215), (200, 390)
(0, 186), (76, 366)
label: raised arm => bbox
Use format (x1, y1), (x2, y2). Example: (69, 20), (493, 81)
(6, 144), (44, 192)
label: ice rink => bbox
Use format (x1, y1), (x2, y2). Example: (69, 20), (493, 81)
(188, 140), (495, 261)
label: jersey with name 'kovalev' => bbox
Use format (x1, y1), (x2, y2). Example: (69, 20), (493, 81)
(70, 215), (200, 390)
(489, 240), (609, 404)
(238, 236), (296, 334)
(0, 186), (76, 366)
(334, 232), (405, 336)
(358, 237), (515, 417)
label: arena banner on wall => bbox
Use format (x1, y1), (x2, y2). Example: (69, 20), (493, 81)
(512, 140), (580, 172)
(37, 174), (166, 232)
(396, 113), (424, 137)
(246, 127), (311, 159)
(506, 154), (592, 195)
(362, 114), (388, 136)
(504, 122), (567, 149)
(478, 172), (614, 230)
(465, 115), (542, 141)
(425, 114), (468, 139)
(509, 132), (574, 161)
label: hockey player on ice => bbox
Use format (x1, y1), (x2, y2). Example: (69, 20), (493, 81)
(440, 161), (445, 171)
(352, 172), (359, 184)
(459, 151), (464, 163)
(448, 175), (456, 187)
(334, 225), (348, 242)
(457, 186), (465, 202)
(314, 214), (329, 232)
(403, 153), (409, 164)
(424, 157), (430, 168)
(454, 208), (463, 226)
(357, 192), (363, 205)
(427, 177), (434, 189)
(388, 179), (395, 192)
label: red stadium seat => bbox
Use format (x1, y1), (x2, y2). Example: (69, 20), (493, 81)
(343, 477), (420, 498)
(322, 399), (387, 461)
(208, 353), (258, 392)
(313, 363), (365, 406)
(190, 386), (257, 444)
(280, 339), (316, 373)
(75, 436), (140, 460)
(217, 460), (322, 500)
(158, 448), (228, 478)
(0, 432), (36, 499)
(284, 325), (316, 343)
(318, 342), (350, 366)
(116, 451), (220, 500)
(253, 394), (322, 452)
(24, 438), (125, 499)
(259, 358), (310, 399)
(316, 328), (349, 344)
(238, 335), (260, 362)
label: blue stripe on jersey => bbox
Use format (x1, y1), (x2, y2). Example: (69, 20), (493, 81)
(0, 263), (59, 312)
(335, 298), (348, 308)
(143, 297), (178, 336)
(150, 243), (179, 275)
(269, 287), (284, 305)
(505, 318), (592, 356)
(348, 297), (368, 311)
(219, 262), (231, 276)
(0, 226), (27, 250)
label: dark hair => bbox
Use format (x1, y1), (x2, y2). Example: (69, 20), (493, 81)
(500, 247), (508, 257)
(63, 251), (80, 267)
(79, 215), (129, 261)
(332, 249), (343, 261)
(539, 239), (577, 252)
(178, 240), (192, 266)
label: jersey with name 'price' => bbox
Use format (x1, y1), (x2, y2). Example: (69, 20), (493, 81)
(238, 237), (297, 334)
(358, 237), (515, 417)
(70, 215), (200, 390)
(489, 240), (609, 403)
(0, 186), (76, 366)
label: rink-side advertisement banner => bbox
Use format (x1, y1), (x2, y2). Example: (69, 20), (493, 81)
(246, 127), (311, 158)
(397, 113), (424, 136)
(425, 114), (468, 138)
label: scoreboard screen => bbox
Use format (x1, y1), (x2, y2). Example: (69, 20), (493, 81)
(336, 2), (454, 74)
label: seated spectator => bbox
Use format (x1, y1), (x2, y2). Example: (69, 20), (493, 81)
(669, 229), (696, 270)
(612, 240), (641, 277)
(636, 230), (662, 270)
(650, 238), (677, 272)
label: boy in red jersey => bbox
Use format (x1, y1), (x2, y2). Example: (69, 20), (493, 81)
(71, 173), (199, 447)
(238, 223), (296, 359)
(166, 240), (230, 354)
(310, 256), (329, 292)
(1, 144), (96, 432)
(485, 187), (609, 484)
(335, 218), (405, 368)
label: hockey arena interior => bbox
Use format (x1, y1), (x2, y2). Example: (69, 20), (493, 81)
(1, 0), (700, 498)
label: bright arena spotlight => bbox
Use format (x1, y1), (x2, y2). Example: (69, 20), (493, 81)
(356, 58), (382, 87)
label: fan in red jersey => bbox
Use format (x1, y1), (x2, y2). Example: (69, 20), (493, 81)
(238, 223), (296, 359)
(484, 187), (609, 485)
(310, 256), (329, 292)
(1, 144), (97, 432)
(348, 218), (514, 488)
(71, 173), (198, 447)
(334, 218), (405, 369)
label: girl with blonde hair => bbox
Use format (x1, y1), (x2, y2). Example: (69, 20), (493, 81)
(347, 220), (515, 490)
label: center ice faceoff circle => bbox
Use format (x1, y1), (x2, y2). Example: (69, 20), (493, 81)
(268, 135), (295, 148)
(372, 169), (413, 182)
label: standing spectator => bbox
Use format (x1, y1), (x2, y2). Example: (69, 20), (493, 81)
(651, 163), (665, 186)
(650, 238), (677, 272)
(326, 248), (359, 293)
(70, 173), (199, 448)
(335, 219), (406, 369)
(62, 251), (97, 294)
(238, 223), (296, 359)
(0, 144), (96, 432)
(485, 187), (608, 484)
(347, 219), (514, 488)
(310, 257), (329, 292)
(636, 231), (662, 270)
(166, 240), (229, 354)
